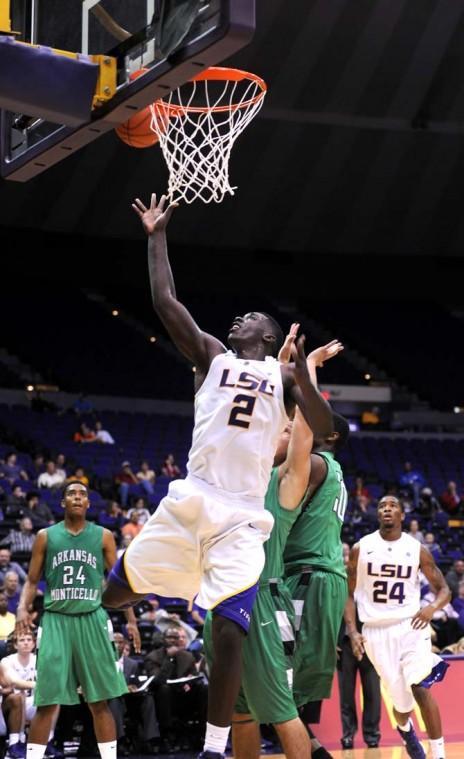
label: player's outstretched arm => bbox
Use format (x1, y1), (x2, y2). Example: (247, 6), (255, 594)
(412, 547), (451, 630)
(344, 543), (365, 661)
(16, 530), (47, 635)
(283, 336), (333, 439)
(132, 194), (225, 374)
(278, 337), (342, 508)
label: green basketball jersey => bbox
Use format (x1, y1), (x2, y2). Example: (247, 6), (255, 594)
(260, 467), (302, 583)
(284, 451), (347, 578)
(44, 521), (105, 614)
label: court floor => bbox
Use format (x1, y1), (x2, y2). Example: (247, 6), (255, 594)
(269, 746), (463, 758)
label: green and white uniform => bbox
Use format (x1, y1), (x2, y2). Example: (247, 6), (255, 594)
(204, 468), (303, 723)
(284, 451), (348, 706)
(35, 521), (127, 706)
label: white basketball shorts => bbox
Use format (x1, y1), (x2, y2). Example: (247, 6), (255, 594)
(363, 618), (442, 712)
(123, 475), (274, 610)
(25, 694), (36, 722)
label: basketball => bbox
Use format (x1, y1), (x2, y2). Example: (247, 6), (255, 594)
(115, 106), (159, 149)
(115, 70), (168, 149)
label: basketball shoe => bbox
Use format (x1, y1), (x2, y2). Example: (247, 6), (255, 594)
(396, 723), (425, 759)
(6, 743), (26, 759)
(197, 753), (225, 759)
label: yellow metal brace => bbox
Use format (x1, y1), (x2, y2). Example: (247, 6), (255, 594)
(0, 0), (20, 34)
(0, 20), (117, 109)
(0, 0), (11, 33)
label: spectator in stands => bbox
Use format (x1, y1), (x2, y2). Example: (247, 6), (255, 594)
(351, 494), (376, 524)
(190, 603), (206, 631)
(161, 454), (181, 479)
(152, 607), (198, 647)
(98, 501), (125, 532)
(0, 591), (16, 644)
(95, 420), (115, 445)
(451, 581), (464, 634)
(115, 462), (138, 508)
(1, 517), (36, 554)
(337, 540), (381, 750)
(445, 559), (464, 599)
(136, 461), (156, 497)
(423, 531), (442, 559)
(54, 454), (67, 481)
(22, 492), (54, 528)
(29, 453), (45, 481)
(440, 481), (462, 515)
(350, 475), (370, 502)
(121, 513), (143, 540)
(417, 487), (441, 520)
(109, 633), (159, 755)
(73, 422), (97, 444)
(440, 636), (464, 655)
(408, 518), (425, 544)
(2, 631), (42, 756)
(73, 393), (94, 416)
(38, 461), (65, 491)
(139, 597), (160, 623)
(127, 497), (151, 526)
(4, 570), (21, 614)
(6, 485), (26, 516)
(420, 586), (460, 649)
(66, 466), (89, 488)
(0, 548), (27, 586)
(117, 534), (133, 559)
(338, 609), (381, 750)
(145, 627), (200, 753)
(398, 460), (425, 508)
(0, 453), (28, 485)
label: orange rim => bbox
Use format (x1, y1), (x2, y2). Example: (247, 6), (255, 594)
(153, 67), (267, 117)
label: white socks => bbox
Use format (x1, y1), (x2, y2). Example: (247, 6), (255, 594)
(97, 741), (117, 759)
(26, 744), (47, 759)
(397, 718), (412, 731)
(204, 723), (230, 754)
(430, 737), (445, 758)
(9, 734), (20, 746)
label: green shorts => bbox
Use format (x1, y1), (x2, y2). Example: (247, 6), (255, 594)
(286, 570), (347, 707)
(204, 579), (298, 724)
(35, 607), (127, 706)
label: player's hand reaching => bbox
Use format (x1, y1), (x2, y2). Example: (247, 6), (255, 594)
(348, 630), (366, 661)
(278, 323), (300, 364)
(132, 193), (178, 236)
(308, 339), (344, 368)
(126, 621), (142, 654)
(411, 605), (435, 629)
(15, 608), (33, 638)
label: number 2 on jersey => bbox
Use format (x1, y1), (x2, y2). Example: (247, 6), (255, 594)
(228, 394), (256, 429)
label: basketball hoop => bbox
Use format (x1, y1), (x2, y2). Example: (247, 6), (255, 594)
(149, 67), (267, 204)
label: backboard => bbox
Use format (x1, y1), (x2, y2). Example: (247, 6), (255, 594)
(0, 0), (256, 180)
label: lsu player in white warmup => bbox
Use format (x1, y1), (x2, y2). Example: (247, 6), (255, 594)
(345, 495), (450, 759)
(103, 194), (332, 759)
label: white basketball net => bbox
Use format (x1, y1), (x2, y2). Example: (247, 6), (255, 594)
(149, 68), (266, 204)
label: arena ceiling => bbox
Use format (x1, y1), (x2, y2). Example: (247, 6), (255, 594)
(2, 0), (464, 260)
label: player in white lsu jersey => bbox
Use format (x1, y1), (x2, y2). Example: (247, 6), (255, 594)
(103, 194), (333, 759)
(345, 495), (450, 759)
